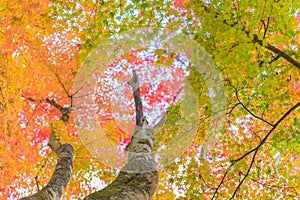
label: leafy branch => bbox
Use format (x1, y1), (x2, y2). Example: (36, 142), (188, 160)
(230, 102), (300, 198)
(234, 90), (274, 126)
(200, 1), (300, 70)
(251, 34), (300, 70)
(228, 81), (274, 126)
(211, 102), (300, 199)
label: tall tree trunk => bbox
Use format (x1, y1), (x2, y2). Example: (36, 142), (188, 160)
(84, 70), (158, 199)
(21, 125), (73, 199)
(21, 104), (73, 200)
(20, 143), (73, 200)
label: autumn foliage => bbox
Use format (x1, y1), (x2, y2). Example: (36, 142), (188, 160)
(1, 0), (300, 199)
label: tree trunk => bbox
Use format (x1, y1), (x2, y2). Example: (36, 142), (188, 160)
(84, 70), (158, 199)
(21, 121), (74, 200)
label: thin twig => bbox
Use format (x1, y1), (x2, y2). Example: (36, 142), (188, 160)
(268, 55), (280, 65)
(34, 176), (40, 192)
(53, 72), (71, 97)
(231, 83), (274, 126)
(263, 17), (270, 39)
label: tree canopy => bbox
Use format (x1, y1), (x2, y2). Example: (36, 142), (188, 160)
(0, 0), (299, 199)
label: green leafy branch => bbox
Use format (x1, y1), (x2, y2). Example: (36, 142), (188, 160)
(198, 0), (300, 70)
(211, 102), (300, 199)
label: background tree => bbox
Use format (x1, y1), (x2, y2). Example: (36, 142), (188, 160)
(0, 0), (299, 199)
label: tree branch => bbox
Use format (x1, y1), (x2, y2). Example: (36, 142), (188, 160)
(200, 3), (300, 70)
(53, 72), (71, 98)
(231, 102), (300, 199)
(262, 17), (270, 39)
(127, 70), (144, 126)
(212, 102), (300, 199)
(268, 55), (280, 65)
(252, 34), (300, 70)
(153, 84), (185, 130)
(46, 98), (71, 124)
(235, 93), (274, 127)
(229, 82), (274, 126)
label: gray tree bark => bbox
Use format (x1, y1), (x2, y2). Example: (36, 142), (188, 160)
(21, 110), (73, 200)
(84, 70), (158, 199)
